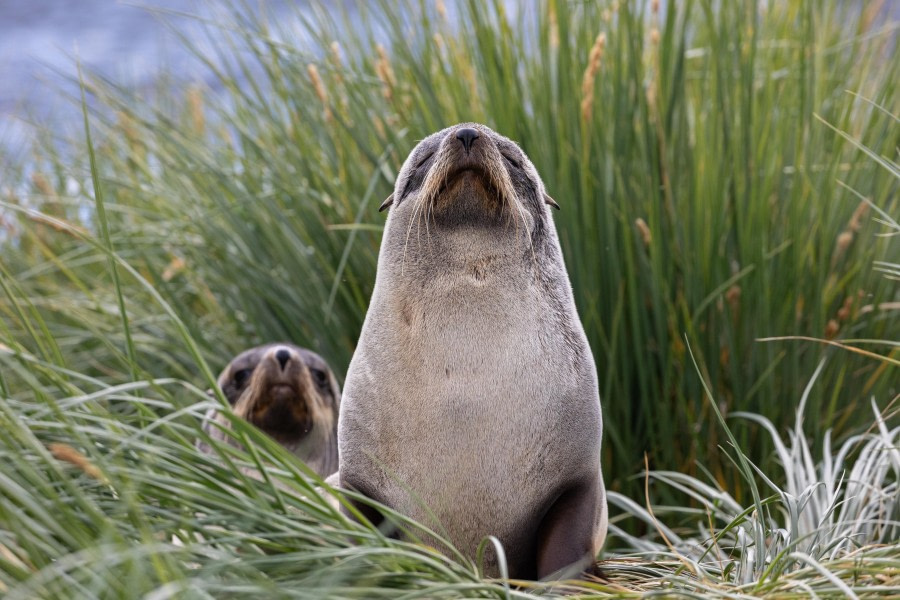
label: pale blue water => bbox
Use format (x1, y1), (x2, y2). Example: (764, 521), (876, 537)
(0, 0), (300, 159)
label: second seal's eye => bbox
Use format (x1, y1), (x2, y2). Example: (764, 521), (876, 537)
(233, 368), (253, 387)
(310, 368), (329, 388)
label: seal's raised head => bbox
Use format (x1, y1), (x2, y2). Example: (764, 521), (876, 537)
(201, 343), (340, 478)
(381, 123), (558, 242)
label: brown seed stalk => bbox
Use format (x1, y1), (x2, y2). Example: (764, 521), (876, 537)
(580, 33), (607, 123)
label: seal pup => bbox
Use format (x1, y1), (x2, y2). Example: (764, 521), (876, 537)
(200, 343), (341, 478)
(337, 123), (607, 579)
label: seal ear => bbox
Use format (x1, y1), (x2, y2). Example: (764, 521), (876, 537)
(543, 193), (561, 210)
(378, 193), (394, 212)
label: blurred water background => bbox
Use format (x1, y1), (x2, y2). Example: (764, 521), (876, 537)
(0, 0), (303, 158)
(2, 0), (894, 161)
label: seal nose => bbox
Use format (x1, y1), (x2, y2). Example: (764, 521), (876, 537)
(455, 127), (479, 154)
(275, 349), (291, 370)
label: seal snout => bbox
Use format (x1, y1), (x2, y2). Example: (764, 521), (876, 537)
(455, 127), (479, 154)
(434, 126), (507, 195)
(408, 123), (523, 226)
(244, 346), (313, 432)
(261, 345), (302, 388)
(275, 348), (291, 370)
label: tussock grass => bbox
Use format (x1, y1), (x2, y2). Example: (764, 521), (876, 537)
(0, 0), (898, 596)
(0, 346), (896, 597)
(608, 367), (899, 596)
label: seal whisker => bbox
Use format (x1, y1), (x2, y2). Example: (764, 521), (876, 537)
(489, 155), (534, 259)
(401, 190), (425, 275)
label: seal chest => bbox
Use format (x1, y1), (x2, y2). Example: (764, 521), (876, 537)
(200, 343), (341, 478)
(339, 123), (607, 579)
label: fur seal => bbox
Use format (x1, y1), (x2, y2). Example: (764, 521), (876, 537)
(337, 123), (607, 579)
(200, 343), (340, 478)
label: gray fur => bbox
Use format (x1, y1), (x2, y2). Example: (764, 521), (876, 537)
(200, 343), (340, 478)
(337, 123), (607, 579)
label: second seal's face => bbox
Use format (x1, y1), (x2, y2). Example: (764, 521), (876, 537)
(216, 343), (340, 446)
(384, 123), (556, 238)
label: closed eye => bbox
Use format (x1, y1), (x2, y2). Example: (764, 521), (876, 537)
(415, 151), (435, 168)
(501, 153), (521, 169)
(399, 178), (412, 200)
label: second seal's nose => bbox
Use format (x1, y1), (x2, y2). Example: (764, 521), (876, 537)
(275, 349), (291, 370)
(455, 127), (479, 154)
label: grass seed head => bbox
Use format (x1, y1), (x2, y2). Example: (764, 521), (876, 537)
(848, 200), (869, 233)
(48, 443), (106, 482)
(862, 0), (885, 31)
(330, 41), (343, 65)
(726, 285), (741, 312)
(548, 2), (559, 49)
(581, 33), (607, 123)
(375, 44), (396, 102)
(307, 63), (332, 121)
(837, 299), (852, 322)
(635, 217), (652, 247)
(835, 230), (854, 256)
(187, 84), (205, 134)
(162, 255), (186, 282)
(31, 173), (54, 198)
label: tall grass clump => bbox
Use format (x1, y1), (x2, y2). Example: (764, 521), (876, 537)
(0, 4), (897, 595)
(0, 328), (896, 597)
(604, 391), (899, 597)
(0, 378), (534, 598)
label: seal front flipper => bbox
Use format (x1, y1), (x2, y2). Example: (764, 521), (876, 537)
(338, 473), (394, 534)
(535, 479), (607, 580)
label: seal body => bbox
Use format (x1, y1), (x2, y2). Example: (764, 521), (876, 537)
(338, 123), (607, 579)
(201, 343), (340, 478)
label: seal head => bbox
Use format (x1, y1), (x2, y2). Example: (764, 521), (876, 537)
(201, 343), (340, 478)
(381, 121), (559, 240)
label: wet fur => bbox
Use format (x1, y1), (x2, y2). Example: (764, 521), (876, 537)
(200, 343), (341, 478)
(337, 123), (607, 579)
